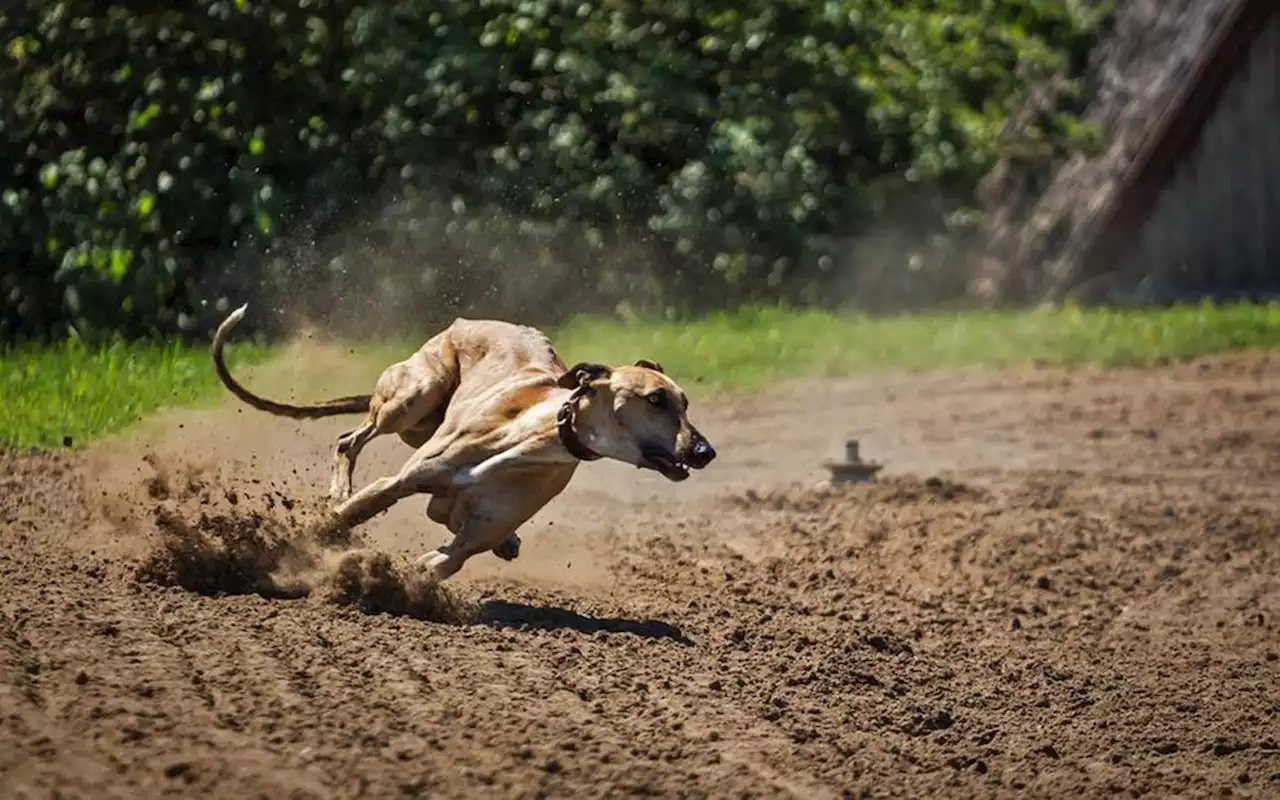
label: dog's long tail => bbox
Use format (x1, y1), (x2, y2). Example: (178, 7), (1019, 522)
(210, 303), (372, 419)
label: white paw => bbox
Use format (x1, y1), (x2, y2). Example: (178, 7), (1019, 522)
(414, 549), (446, 568)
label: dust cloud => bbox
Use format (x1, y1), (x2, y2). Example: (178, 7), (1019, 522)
(128, 451), (471, 623)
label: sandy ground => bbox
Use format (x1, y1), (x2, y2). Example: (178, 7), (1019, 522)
(2, 349), (1278, 799)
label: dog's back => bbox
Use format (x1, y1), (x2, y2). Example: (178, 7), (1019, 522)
(443, 318), (568, 393)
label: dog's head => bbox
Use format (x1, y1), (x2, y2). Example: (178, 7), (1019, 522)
(557, 359), (716, 482)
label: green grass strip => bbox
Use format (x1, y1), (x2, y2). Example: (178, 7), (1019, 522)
(553, 301), (1280, 389)
(3, 301), (1277, 449)
(1, 339), (272, 450)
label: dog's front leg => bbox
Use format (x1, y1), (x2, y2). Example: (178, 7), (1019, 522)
(426, 489), (518, 561)
(414, 486), (534, 581)
(414, 443), (565, 580)
(415, 517), (509, 581)
(426, 494), (456, 528)
(485, 463), (575, 564)
(491, 534), (521, 561)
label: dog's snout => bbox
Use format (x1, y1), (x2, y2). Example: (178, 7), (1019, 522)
(687, 436), (716, 469)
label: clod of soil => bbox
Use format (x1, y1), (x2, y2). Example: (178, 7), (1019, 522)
(323, 548), (471, 622)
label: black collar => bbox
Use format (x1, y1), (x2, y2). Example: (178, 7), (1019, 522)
(556, 387), (602, 462)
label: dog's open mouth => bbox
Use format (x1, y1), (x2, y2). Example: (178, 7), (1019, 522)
(640, 447), (690, 482)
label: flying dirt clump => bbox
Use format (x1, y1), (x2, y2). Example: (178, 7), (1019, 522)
(131, 466), (469, 623)
(323, 548), (473, 622)
(136, 506), (318, 599)
(131, 461), (331, 598)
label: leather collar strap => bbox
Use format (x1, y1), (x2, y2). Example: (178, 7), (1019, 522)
(556, 386), (602, 462)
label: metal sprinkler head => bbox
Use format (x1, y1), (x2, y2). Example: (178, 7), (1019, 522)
(823, 439), (884, 484)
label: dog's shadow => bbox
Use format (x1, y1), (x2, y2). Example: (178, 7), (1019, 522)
(474, 600), (694, 646)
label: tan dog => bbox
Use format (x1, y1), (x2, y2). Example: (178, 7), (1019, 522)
(210, 305), (716, 581)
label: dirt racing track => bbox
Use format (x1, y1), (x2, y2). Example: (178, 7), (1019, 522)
(2, 351), (1278, 799)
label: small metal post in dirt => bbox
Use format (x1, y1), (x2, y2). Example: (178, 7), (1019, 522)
(823, 439), (884, 484)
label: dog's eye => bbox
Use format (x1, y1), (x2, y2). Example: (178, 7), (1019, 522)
(646, 392), (667, 408)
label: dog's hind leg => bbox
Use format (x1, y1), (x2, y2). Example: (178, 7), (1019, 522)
(327, 352), (455, 502)
(329, 408), (445, 502)
(330, 421), (379, 500)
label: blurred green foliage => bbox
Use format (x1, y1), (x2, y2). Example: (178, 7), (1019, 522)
(0, 0), (1108, 343)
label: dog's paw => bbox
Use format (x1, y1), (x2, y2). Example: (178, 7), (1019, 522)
(415, 549), (445, 568)
(491, 535), (521, 562)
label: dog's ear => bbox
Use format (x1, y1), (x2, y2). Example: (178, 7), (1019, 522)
(633, 359), (665, 374)
(557, 362), (612, 390)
